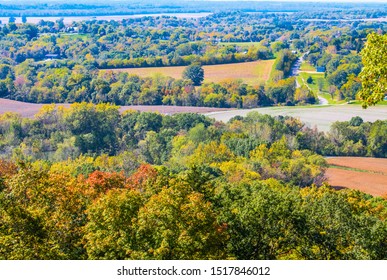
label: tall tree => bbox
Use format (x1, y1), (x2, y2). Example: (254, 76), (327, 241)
(358, 33), (387, 108)
(182, 64), (204, 86)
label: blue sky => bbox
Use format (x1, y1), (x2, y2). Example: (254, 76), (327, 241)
(0, 0), (386, 3)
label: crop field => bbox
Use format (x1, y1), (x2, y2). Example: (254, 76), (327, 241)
(206, 104), (387, 132)
(2, 99), (387, 132)
(0, 98), (45, 118)
(0, 98), (229, 118)
(326, 157), (387, 197)
(109, 60), (275, 86)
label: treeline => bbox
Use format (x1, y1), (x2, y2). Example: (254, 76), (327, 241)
(0, 62), (316, 107)
(0, 12), (385, 108)
(1, 104), (386, 260)
(302, 32), (365, 101)
(1, 104), (386, 167)
(0, 15), (278, 68)
(0, 1), (385, 17)
(1, 159), (386, 260)
(2, 11), (383, 70)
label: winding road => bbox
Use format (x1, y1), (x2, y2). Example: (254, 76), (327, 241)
(291, 54), (329, 105)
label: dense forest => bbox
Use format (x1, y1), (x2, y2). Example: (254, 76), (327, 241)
(0, 2), (387, 260)
(1, 105), (387, 260)
(0, 11), (385, 107)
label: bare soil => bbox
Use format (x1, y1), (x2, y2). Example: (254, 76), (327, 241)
(326, 157), (387, 197)
(0, 98), (229, 118)
(327, 157), (387, 174)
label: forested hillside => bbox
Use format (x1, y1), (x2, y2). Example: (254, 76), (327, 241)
(1, 104), (386, 260)
(1, 2), (386, 261)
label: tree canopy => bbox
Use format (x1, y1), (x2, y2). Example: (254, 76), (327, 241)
(358, 33), (387, 108)
(183, 64), (205, 86)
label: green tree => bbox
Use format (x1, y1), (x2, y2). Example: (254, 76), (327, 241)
(341, 74), (361, 102)
(182, 64), (204, 86)
(133, 184), (228, 259)
(218, 181), (303, 259)
(358, 33), (387, 107)
(84, 189), (144, 259)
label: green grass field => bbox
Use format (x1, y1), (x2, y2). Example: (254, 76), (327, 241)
(298, 72), (326, 91)
(108, 60), (275, 86)
(299, 61), (316, 71)
(297, 72), (347, 105)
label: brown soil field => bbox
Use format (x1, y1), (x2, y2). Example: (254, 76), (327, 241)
(207, 104), (387, 132)
(0, 98), (52, 118)
(0, 98), (229, 118)
(108, 60), (275, 86)
(327, 157), (387, 174)
(326, 157), (387, 197)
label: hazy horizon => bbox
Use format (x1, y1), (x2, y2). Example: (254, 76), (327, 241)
(0, 0), (386, 2)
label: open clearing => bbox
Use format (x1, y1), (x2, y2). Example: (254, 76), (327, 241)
(326, 157), (387, 197)
(108, 60), (275, 86)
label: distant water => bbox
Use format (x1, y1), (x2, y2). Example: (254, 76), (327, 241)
(0, 13), (212, 24)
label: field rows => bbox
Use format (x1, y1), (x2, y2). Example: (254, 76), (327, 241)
(0, 98), (230, 118)
(107, 60), (275, 86)
(206, 104), (387, 132)
(326, 157), (387, 197)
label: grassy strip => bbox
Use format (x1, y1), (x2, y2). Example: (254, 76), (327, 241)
(328, 164), (387, 176)
(299, 61), (315, 71)
(297, 73), (347, 105)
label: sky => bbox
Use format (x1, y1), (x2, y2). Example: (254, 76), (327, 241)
(0, 0), (386, 4)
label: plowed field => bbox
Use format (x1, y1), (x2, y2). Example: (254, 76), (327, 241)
(0, 98), (229, 118)
(326, 157), (387, 197)
(108, 60), (275, 86)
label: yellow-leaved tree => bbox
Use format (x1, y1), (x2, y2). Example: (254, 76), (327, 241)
(358, 33), (387, 108)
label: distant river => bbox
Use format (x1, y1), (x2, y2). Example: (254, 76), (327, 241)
(0, 13), (212, 24)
